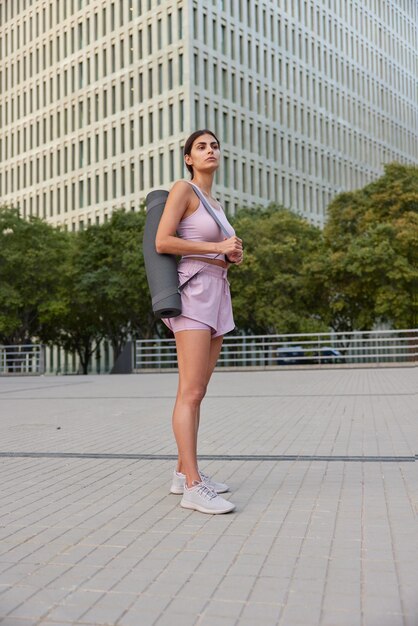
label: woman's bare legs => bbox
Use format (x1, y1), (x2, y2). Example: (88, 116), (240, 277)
(194, 335), (224, 451)
(174, 332), (224, 485)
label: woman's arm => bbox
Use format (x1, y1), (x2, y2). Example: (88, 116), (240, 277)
(155, 181), (242, 258)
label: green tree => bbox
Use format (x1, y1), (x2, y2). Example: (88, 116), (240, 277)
(39, 231), (105, 374)
(230, 205), (328, 334)
(0, 207), (69, 345)
(40, 209), (155, 373)
(321, 163), (418, 331)
(72, 210), (156, 357)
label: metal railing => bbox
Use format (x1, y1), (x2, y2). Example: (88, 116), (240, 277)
(0, 344), (45, 375)
(134, 329), (418, 371)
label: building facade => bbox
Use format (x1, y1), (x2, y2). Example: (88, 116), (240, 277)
(0, 0), (417, 229)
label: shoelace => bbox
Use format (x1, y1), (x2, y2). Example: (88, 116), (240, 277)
(199, 471), (211, 483)
(196, 482), (217, 500)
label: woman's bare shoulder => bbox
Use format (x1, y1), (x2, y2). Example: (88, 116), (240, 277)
(168, 179), (193, 194)
(167, 180), (195, 204)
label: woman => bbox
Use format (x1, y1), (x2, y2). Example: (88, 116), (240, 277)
(155, 130), (243, 514)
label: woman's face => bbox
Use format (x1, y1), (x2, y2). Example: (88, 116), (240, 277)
(186, 133), (220, 174)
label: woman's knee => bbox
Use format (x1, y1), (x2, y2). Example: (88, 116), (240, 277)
(179, 383), (207, 406)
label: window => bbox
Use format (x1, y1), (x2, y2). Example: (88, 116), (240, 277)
(194, 98), (199, 129)
(104, 172), (109, 200)
(120, 38), (125, 67)
(149, 155), (154, 186)
(147, 23), (152, 53)
(222, 111), (228, 140)
(103, 130), (108, 158)
(102, 7), (107, 36)
(167, 13), (172, 44)
(112, 85), (116, 113)
(224, 155), (229, 186)
(203, 58), (208, 89)
(168, 102), (174, 134)
(158, 107), (163, 139)
(194, 53), (199, 85)
(203, 13), (207, 44)
(130, 76), (134, 106)
(193, 7), (198, 37)
(139, 70), (143, 98)
(148, 67), (153, 97)
(103, 88), (108, 116)
(179, 99), (184, 132)
(111, 43), (116, 72)
(149, 111), (153, 142)
(222, 68), (227, 97)
(178, 53), (183, 85)
(130, 119), (134, 149)
(138, 28), (143, 58)
(129, 34), (133, 63)
(130, 162), (135, 193)
(119, 0), (124, 26)
(139, 114), (144, 143)
(159, 152), (164, 184)
(139, 158), (144, 189)
(103, 47), (107, 75)
(178, 7), (183, 39)
(158, 63), (163, 93)
(221, 24), (226, 54)
(86, 58), (91, 86)
(94, 13), (98, 39)
(78, 22), (83, 49)
(157, 17), (163, 50)
(169, 148), (174, 179)
(94, 94), (99, 120)
(168, 58), (173, 89)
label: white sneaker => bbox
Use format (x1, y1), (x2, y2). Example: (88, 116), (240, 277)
(170, 470), (229, 495)
(181, 481), (235, 514)
(199, 471), (229, 494)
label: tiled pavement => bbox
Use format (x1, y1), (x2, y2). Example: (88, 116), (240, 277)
(0, 367), (416, 626)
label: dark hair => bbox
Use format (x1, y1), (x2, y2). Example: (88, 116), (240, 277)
(183, 129), (221, 178)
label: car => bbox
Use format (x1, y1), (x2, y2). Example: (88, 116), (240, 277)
(312, 347), (343, 363)
(276, 345), (305, 365)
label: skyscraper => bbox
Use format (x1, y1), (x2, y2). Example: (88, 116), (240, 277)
(0, 0), (417, 229)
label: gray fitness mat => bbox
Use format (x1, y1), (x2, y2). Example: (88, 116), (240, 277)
(143, 189), (181, 319)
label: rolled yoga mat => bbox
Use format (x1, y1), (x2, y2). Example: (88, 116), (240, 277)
(143, 190), (181, 318)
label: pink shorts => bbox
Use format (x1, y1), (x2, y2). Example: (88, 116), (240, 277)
(162, 259), (235, 338)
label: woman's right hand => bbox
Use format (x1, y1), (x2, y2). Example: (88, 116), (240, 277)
(218, 235), (243, 258)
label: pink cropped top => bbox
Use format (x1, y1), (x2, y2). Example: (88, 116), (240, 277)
(177, 196), (235, 261)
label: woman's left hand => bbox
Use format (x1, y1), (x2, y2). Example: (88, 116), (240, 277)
(227, 250), (244, 265)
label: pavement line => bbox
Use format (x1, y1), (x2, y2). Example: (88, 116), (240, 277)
(0, 380), (93, 394)
(0, 393), (414, 399)
(0, 452), (415, 462)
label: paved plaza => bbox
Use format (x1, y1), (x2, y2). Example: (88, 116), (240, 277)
(0, 367), (417, 626)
